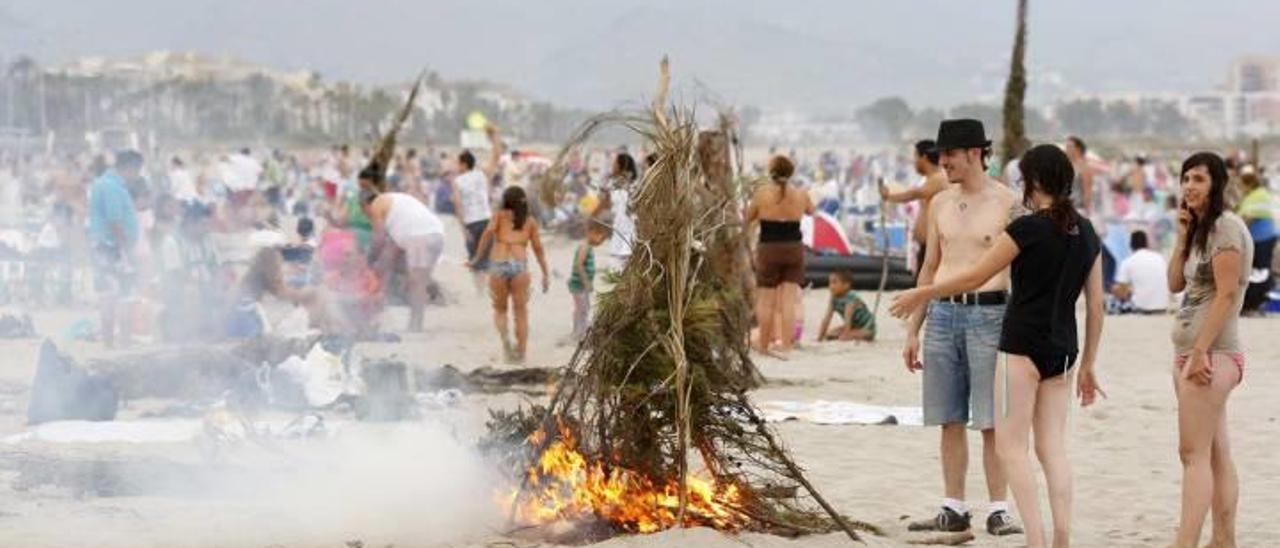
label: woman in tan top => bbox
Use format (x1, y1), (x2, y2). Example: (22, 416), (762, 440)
(1166, 152), (1252, 548)
(473, 186), (550, 363)
(746, 155), (814, 353)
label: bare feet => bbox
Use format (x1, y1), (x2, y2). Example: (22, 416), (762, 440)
(501, 337), (516, 363)
(752, 345), (787, 360)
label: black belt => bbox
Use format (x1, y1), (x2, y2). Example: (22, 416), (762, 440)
(942, 290), (1008, 306)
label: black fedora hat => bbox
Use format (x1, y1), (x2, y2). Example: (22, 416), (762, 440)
(935, 119), (992, 151)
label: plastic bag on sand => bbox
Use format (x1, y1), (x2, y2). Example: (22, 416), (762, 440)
(276, 343), (359, 407)
(417, 388), (463, 410)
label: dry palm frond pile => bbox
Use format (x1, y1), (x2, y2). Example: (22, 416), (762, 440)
(488, 62), (864, 543)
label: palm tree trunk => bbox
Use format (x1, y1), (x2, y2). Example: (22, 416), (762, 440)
(1000, 0), (1029, 164)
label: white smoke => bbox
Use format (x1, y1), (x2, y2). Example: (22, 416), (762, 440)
(200, 421), (504, 547)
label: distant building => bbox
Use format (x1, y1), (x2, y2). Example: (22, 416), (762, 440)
(1227, 55), (1280, 94)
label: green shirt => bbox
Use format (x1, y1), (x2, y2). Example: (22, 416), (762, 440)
(345, 194), (373, 250)
(832, 291), (875, 333)
(568, 245), (595, 293)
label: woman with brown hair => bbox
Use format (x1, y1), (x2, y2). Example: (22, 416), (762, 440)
(473, 186), (550, 363)
(1167, 152), (1252, 548)
(890, 144), (1106, 548)
(746, 155), (814, 354)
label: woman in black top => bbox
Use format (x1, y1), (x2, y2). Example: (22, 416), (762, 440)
(746, 155), (814, 353)
(890, 144), (1105, 548)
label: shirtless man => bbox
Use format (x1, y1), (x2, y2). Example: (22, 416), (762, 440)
(903, 120), (1024, 537)
(1065, 136), (1094, 214)
(881, 139), (949, 280)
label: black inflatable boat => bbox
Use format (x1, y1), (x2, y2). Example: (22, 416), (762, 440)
(804, 249), (915, 290)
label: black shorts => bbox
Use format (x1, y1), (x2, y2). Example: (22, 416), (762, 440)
(465, 219), (491, 271)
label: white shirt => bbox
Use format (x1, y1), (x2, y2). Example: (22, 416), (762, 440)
(169, 167), (197, 202)
(383, 193), (444, 244)
(1116, 248), (1170, 312)
(221, 153), (262, 192)
(609, 188), (635, 258)
(454, 170), (492, 224)
(1005, 159), (1024, 193)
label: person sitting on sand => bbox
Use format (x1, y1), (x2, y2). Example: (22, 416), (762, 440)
(568, 219), (610, 341)
(1112, 230), (1169, 315)
(472, 186), (549, 363)
(816, 269), (875, 342)
(228, 247), (329, 338)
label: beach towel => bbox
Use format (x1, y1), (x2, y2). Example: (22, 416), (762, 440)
(759, 400), (923, 426)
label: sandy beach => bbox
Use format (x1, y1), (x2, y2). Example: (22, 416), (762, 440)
(0, 223), (1274, 548)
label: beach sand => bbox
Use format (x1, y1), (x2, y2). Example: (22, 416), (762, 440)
(0, 223), (1274, 547)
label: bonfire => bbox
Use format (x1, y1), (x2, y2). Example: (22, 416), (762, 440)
(485, 58), (866, 543)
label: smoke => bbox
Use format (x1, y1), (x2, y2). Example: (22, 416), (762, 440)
(193, 421), (503, 547)
(8, 420), (508, 547)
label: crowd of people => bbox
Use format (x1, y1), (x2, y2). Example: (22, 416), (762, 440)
(741, 118), (1268, 548)
(0, 109), (1273, 546)
(0, 122), (679, 367)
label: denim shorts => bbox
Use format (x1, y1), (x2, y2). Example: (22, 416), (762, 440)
(922, 301), (1004, 430)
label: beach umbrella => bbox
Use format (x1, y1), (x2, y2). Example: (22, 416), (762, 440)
(803, 211), (852, 255)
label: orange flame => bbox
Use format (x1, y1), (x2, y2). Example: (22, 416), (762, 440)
(501, 422), (748, 533)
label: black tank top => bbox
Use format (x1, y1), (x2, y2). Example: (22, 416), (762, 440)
(759, 219), (802, 244)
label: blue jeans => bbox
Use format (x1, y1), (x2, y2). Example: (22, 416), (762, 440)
(922, 301), (1004, 430)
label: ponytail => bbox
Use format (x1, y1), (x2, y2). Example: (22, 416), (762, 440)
(767, 155), (795, 201)
(1019, 144), (1080, 234)
(1046, 195), (1078, 235)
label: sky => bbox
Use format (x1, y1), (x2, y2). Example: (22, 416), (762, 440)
(2, 0), (1278, 113)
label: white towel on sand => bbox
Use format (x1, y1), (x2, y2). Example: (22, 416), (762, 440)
(760, 400), (923, 426)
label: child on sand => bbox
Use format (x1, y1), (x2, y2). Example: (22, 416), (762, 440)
(568, 220), (610, 341)
(816, 269), (875, 342)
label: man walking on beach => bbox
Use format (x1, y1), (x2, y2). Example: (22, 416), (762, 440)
(902, 120), (1023, 537)
(451, 125), (504, 292)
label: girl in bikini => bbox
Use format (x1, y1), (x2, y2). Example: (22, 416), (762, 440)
(473, 186), (549, 363)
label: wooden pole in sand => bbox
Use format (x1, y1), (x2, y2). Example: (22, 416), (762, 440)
(872, 177), (891, 315)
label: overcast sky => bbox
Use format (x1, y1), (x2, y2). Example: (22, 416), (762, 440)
(3, 0), (1278, 112)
